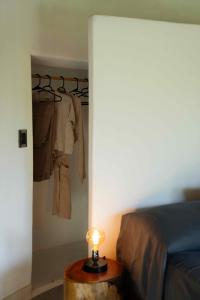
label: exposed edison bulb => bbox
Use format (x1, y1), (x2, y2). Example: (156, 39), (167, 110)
(86, 228), (105, 251)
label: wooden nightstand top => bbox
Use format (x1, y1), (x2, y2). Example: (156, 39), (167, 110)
(65, 258), (123, 284)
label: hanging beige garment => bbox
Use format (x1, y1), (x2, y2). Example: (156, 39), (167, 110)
(54, 94), (75, 154)
(71, 94), (86, 183)
(53, 151), (71, 219)
(32, 92), (55, 181)
(52, 93), (75, 219)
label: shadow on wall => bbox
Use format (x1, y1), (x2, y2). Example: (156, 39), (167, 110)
(120, 188), (200, 213)
(105, 187), (200, 259)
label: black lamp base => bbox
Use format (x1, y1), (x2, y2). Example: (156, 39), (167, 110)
(82, 257), (108, 273)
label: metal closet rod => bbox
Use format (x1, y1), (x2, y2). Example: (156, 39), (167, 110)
(32, 74), (88, 83)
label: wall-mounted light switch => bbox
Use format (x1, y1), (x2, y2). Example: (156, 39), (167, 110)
(18, 129), (27, 148)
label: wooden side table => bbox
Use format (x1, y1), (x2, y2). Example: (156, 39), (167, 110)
(64, 258), (124, 300)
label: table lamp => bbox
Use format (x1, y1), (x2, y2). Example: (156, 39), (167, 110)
(82, 228), (108, 273)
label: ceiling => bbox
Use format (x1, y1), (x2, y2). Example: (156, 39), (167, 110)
(32, 0), (200, 68)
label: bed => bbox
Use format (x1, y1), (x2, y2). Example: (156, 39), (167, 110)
(117, 201), (200, 300)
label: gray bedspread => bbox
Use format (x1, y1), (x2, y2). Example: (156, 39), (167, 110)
(164, 251), (200, 300)
(116, 201), (200, 300)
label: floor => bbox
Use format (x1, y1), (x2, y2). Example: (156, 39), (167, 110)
(32, 286), (63, 300)
(32, 240), (87, 297)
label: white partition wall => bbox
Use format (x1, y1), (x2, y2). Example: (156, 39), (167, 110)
(0, 1), (36, 299)
(89, 16), (200, 259)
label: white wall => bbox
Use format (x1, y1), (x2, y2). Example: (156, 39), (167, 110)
(32, 0), (200, 66)
(0, 1), (38, 299)
(32, 66), (88, 251)
(89, 16), (200, 259)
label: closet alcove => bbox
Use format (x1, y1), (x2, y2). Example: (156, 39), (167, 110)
(31, 62), (88, 297)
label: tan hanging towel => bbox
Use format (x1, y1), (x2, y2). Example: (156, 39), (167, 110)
(54, 94), (75, 154)
(53, 151), (71, 219)
(71, 94), (86, 183)
(32, 97), (55, 182)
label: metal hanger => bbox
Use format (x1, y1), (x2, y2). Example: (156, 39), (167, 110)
(32, 74), (42, 90)
(80, 79), (88, 97)
(80, 78), (88, 93)
(57, 76), (67, 94)
(42, 75), (55, 92)
(33, 74), (62, 102)
(70, 78), (81, 95)
(70, 77), (89, 98)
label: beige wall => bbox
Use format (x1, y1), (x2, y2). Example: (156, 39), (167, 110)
(89, 16), (200, 259)
(0, 1), (38, 299)
(32, 0), (200, 67)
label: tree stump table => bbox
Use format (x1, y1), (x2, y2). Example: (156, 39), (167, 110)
(64, 258), (124, 300)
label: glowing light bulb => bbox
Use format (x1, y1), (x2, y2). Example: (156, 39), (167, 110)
(86, 228), (105, 251)
(83, 228), (108, 273)
(92, 229), (100, 246)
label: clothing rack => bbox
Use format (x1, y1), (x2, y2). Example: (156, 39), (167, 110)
(32, 74), (88, 83)
(32, 74), (89, 105)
